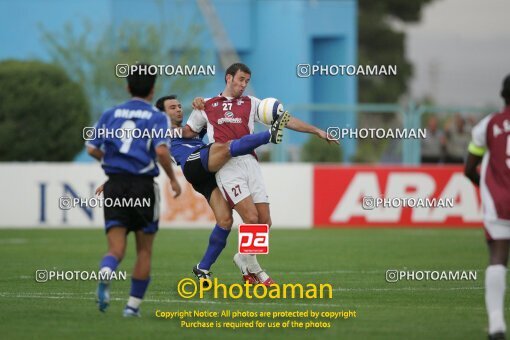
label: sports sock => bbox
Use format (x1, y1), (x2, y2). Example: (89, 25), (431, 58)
(486, 264), (507, 334)
(229, 131), (271, 157)
(241, 254), (269, 282)
(243, 254), (263, 274)
(199, 225), (231, 270)
(233, 253), (248, 274)
(127, 277), (151, 310)
(99, 254), (119, 281)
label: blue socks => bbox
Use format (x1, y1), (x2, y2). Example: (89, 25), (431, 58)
(99, 254), (151, 312)
(126, 277), (151, 311)
(229, 131), (270, 157)
(130, 277), (151, 299)
(199, 225), (231, 270)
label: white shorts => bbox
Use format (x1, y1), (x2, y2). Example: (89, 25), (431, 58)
(215, 155), (269, 207)
(480, 176), (510, 240)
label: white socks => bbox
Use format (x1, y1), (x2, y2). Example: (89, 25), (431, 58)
(234, 254), (261, 273)
(234, 254), (269, 282)
(243, 254), (263, 274)
(486, 264), (507, 334)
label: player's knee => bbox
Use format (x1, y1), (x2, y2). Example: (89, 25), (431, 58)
(256, 214), (271, 227)
(136, 248), (152, 260)
(244, 212), (259, 224)
(222, 143), (232, 158)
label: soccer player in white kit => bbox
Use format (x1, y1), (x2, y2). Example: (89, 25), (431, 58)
(465, 74), (510, 340)
(186, 63), (334, 285)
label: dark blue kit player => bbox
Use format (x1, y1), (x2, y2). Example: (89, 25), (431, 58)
(86, 64), (181, 317)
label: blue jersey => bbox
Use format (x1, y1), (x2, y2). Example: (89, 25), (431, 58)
(170, 129), (207, 170)
(86, 98), (170, 177)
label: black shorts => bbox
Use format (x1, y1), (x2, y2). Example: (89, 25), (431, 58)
(183, 145), (217, 202)
(103, 174), (159, 234)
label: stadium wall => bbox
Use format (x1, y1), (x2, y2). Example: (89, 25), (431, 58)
(0, 164), (482, 229)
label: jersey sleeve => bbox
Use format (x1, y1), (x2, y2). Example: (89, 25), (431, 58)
(250, 96), (263, 124)
(186, 109), (207, 133)
(151, 113), (171, 149)
(85, 113), (106, 149)
(468, 114), (492, 156)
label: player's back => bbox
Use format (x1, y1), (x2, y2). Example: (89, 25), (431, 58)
(90, 98), (169, 176)
(479, 107), (510, 219)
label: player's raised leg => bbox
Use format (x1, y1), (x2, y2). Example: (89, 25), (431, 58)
(486, 239), (510, 338)
(193, 188), (234, 284)
(208, 132), (269, 172)
(207, 112), (290, 173)
(203, 133), (269, 173)
(123, 230), (155, 317)
(97, 226), (127, 312)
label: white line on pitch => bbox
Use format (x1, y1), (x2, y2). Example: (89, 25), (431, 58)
(0, 292), (345, 308)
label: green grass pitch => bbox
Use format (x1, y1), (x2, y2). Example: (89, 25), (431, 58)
(0, 228), (500, 339)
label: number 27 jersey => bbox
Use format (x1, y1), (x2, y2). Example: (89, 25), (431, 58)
(186, 95), (262, 143)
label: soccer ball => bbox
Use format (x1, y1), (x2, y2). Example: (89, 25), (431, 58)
(257, 98), (284, 125)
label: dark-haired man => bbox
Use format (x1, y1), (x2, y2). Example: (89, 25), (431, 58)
(155, 94), (289, 285)
(465, 74), (510, 340)
(86, 64), (181, 317)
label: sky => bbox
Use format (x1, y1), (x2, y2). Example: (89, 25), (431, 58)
(404, 0), (510, 108)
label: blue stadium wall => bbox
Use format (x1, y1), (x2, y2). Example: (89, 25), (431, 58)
(0, 0), (357, 160)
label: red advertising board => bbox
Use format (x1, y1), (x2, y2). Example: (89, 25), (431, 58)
(313, 166), (482, 228)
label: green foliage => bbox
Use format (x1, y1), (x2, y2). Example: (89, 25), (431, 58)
(350, 111), (400, 163)
(351, 138), (391, 163)
(40, 9), (211, 121)
(301, 135), (343, 163)
(358, 0), (434, 102)
(0, 60), (89, 161)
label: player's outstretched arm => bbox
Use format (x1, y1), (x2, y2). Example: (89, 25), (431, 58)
(464, 152), (482, 186)
(156, 144), (182, 198)
(286, 116), (340, 145)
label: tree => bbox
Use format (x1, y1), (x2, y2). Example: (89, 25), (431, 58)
(0, 60), (89, 161)
(358, 0), (434, 102)
(301, 135), (343, 163)
(354, 0), (434, 163)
